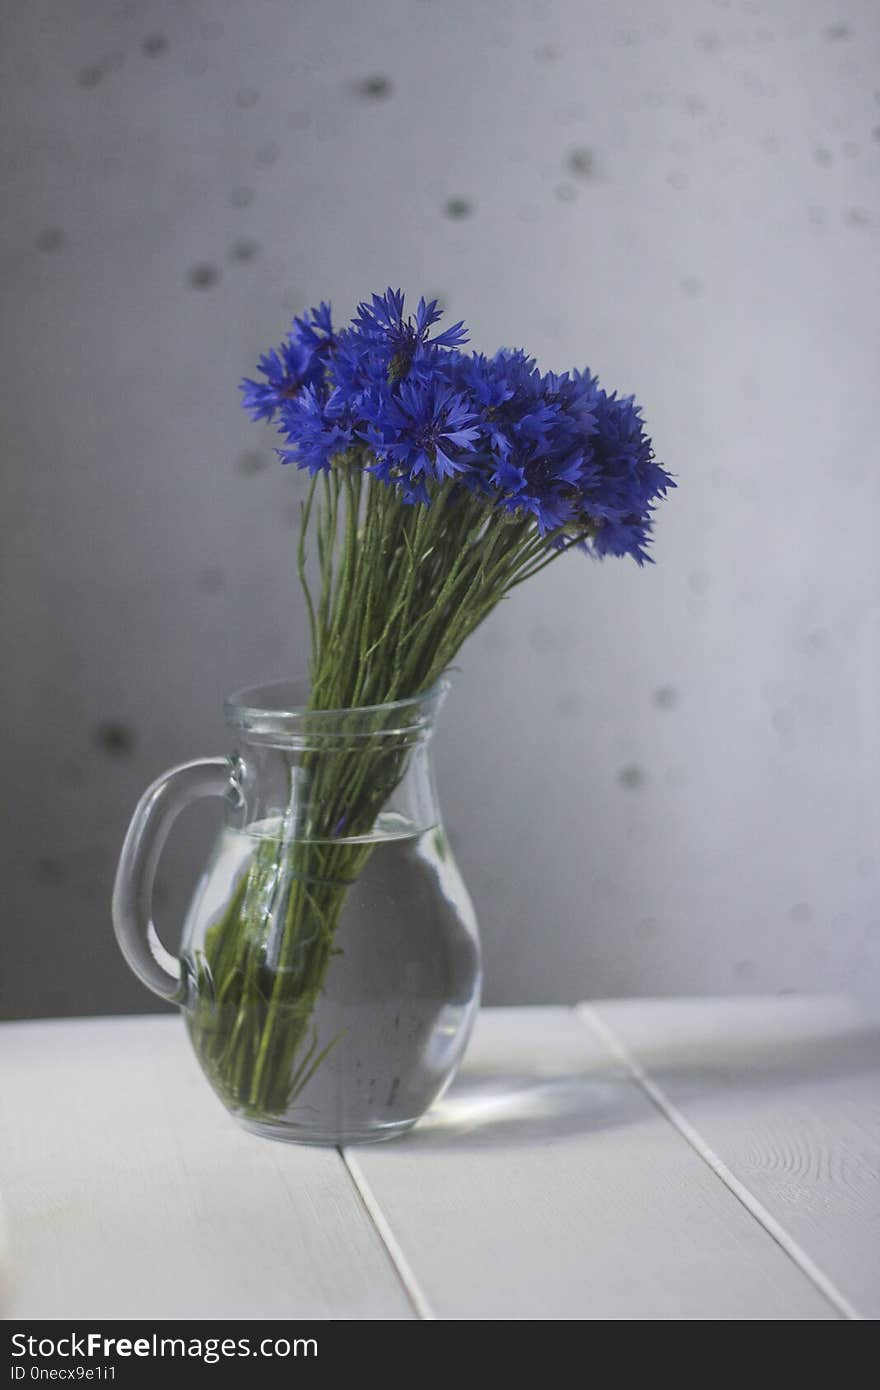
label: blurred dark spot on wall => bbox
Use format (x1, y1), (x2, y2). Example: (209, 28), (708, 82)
(553, 105), (582, 126)
(555, 183), (577, 202)
(734, 959), (758, 983)
(256, 142), (280, 167)
(688, 569), (711, 595)
(238, 449), (269, 476)
(77, 64), (104, 88)
(653, 685), (678, 710)
(188, 263), (220, 289)
(76, 52), (124, 86)
(845, 208), (869, 227)
(695, 31), (722, 52)
(824, 23), (850, 41)
(230, 186), (255, 208)
(236, 88), (259, 108)
(556, 691), (586, 717)
(36, 227), (65, 252)
(814, 146), (832, 165)
(142, 34), (170, 58)
(566, 147), (596, 179)
(356, 75), (392, 100)
(619, 764), (646, 790)
(789, 902), (813, 924)
(229, 237), (260, 263)
(444, 197), (473, 219)
(198, 567), (226, 594)
(94, 721), (136, 757)
(799, 628), (827, 653)
(34, 857), (67, 886)
(535, 44), (560, 63)
(772, 707), (796, 745)
(680, 275), (704, 297)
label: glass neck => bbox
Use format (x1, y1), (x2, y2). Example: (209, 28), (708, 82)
(224, 679), (448, 841)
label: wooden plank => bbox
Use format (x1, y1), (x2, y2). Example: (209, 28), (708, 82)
(346, 1007), (838, 1319)
(0, 1015), (413, 1319)
(584, 996), (880, 1320)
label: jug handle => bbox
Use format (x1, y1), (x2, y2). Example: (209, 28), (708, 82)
(112, 758), (236, 1001)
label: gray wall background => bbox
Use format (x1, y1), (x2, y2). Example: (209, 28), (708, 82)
(2, 0), (878, 1019)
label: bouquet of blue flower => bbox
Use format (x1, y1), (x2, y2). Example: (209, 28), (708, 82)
(189, 289), (672, 1121)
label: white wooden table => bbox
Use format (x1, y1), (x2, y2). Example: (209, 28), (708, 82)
(1, 1000), (877, 1321)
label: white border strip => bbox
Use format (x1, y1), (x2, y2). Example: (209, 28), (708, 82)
(340, 1148), (435, 1320)
(576, 1003), (861, 1322)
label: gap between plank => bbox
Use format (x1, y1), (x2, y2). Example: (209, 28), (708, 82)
(338, 1147), (435, 1320)
(575, 1004), (860, 1322)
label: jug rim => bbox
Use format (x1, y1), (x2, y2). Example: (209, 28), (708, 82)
(224, 674), (452, 744)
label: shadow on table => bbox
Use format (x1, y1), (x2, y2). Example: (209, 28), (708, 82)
(404, 1072), (643, 1150)
(594, 1007), (880, 1101)
(402, 1005), (880, 1150)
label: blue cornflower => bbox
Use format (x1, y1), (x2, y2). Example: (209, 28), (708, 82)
(240, 287), (672, 565)
(277, 386), (352, 475)
(491, 444), (586, 534)
(325, 326), (394, 409)
(448, 352), (601, 533)
(449, 350), (586, 463)
(291, 301), (337, 359)
(239, 303), (337, 422)
(361, 380), (480, 490)
(354, 288), (468, 382)
(240, 340), (317, 422)
(577, 387), (674, 564)
(446, 352), (520, 456)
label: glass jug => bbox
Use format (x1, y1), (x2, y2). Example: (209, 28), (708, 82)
(112, 678), (481, 1145)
